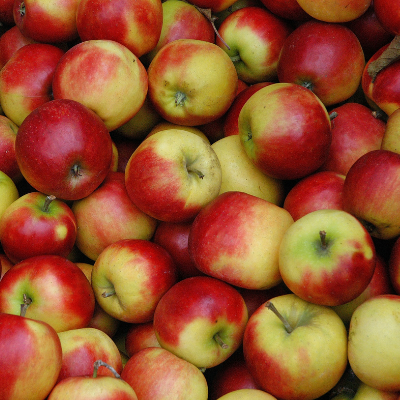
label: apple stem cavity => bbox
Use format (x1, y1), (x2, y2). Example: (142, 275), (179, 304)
(43, 195), (56, 213)
(102, 289), (116, 298)
(93, 360), (121, 379)
(214, 332), (229, 349)
(20, 294), (32, 317)
(266, 301), (294, 334)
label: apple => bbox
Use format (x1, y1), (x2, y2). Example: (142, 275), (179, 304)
(215, 6), (292, 83)
(348, 294), (400, 391)
(52, 39), (148, 131)
(15, 99), (113, 201)
(381, 107), (400, 153)
(373, 0), (400, 35)
(187, 0), (240, 13)
(215, 389), (277, 400)
(258, 0), (311, 20)
(238, 83), (332, 180)
(120, 346), (208, 400)
(125, 129), (222, 223)
(283, 171), (345, 222)
(352, 382), (399, 400)
(0, 192), (77, 264)
(0, 43), (65, 126)
(147, 120), (210, 142)
(153, 275), (248, 369)
(319, 103), (386, 175)
(189, 191), (294, 290)
(0, 253), (13, 279)
(0, 313), (62, 400)
(388, 235), (400, 294)
(0, 0), (14, 25)
(342, 149), (400, 240)
(243, 293), (348, 400)
(125, 321), (161, 357)
(0, 115), (20, 182)
(211, 135), (285, 205)
(13, 0), (81, 43)
(277, 21), (366, 107)
(213, 0), (265, 28)
(279, 209), (376, 306)
(91, 239), (177, 323)
(111, 134), (140, 173)
(0, 169), (19, 221)
(0, 255), (95, 332)
(147, 39), (238, 126)
(76, 0), (163, 58)
(72, 171), (157, 261)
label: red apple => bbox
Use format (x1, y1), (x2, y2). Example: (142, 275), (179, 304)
(277, 21), (365, 106)
(0, 114), (20, 181)
(15, 99), (113, 201)
(125, 322), (161, 357)
(373, 0), (400, 35)
(188, 0), (240, 12)
(259, 0), (311, 20)
(0, 0), (14, 25)
(111, 135), (140, 173)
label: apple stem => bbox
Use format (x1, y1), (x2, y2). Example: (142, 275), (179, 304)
(43, 195), (56, 213)
(214, 332), (229, 349)
(20, 294), (32, 317)
(266, 301), (294, 334)
(329, 111), (338, 121)
(319, 230), (327, 249)
(93, 360), (121, 379)
(188, 167), (205, 179)
(102, 289), (116, 298)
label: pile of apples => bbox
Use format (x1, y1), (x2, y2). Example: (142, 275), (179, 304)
(1, 0), (400, 399)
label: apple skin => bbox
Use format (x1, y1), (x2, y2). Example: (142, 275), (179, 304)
(238, 83), (332, 180)
(259, 0), (311, 20)
(125, 321), (161, 357)
(0, 0), (14, 25)
(147, 39), (238, 126)
(0, 253), (13, 279)
(76, 0), (163, 58)
(187, 0), (239, 12)
(125, 129), (222, 223)
(52, 39), (148, 131)
(381, 108), (400, 153)
(13, 0), (81, 43)
(283, 171), (345, 221)
(348, 294), (400, 391)
(373, 0), (400, 35)
(319, 103), (386, 176)
(0, 192), (77, 264)
(243, 293), (348, 400)
(0, 115), (20, 182)
(215, 389), (277, 400)
(121, 346), (208, 400)
(0, 313), (63, 400)
(0, 169), (19, 221)
(215, 6), (292, 84)
(153, 275), (248, 369)
(277, 21), (365, 107)
(0, 43), (65, 126)
(342, 149), (400, 240)
(279, 209), (377, 306)
(352, 382), (399, 400)
(0, 255), (95, 332)
(72, 171), (157, 261)
(189, 191), (294, 290)
(15, 99), (113, 201)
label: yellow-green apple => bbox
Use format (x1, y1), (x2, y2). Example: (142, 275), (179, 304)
(283, 171), (345, 221)
(124, 129), (222, 223)
(0, 43), (65, 126)
(277, 21), (365, 107)
(189, 191), (294, 290)
(56, 327), (123, 382)
(243, 293), (348, 400)
(0, 313), (62, 400)
(342, 149), (400, 239)
(373, 0), (400, 35)
(0, 192), (77, 263)
(143, 0), (215, 65)
(215, 6), (292, 84)
(13, 0), (81, 43)
(215, 389), (277, 400)
(0, 255), (95, 332)
(15, 99), (113, 201)
(0, 115), (20, 182)
(0, 169), (18, 220)
(211, 135), (285, 205)
(352, 382), (399, 400)
(153, 221), (205, 280)
(319, 103), (386, 175)
(295, 0), (371, 22)
(187, 0), (239, 12)
(279, 209), (376, 306)
(0, 0), (14, 25)
(125, 321), (161, 357)
(332, 254), (394, 325)
(52, 40), (148, 131)
(388, 235), (400, 294)
(76, 0), (163, 58)
(121, 346), (208, 400)
(153, 275), (248, 369)
(147, 39), (238, 126)
(348, 294), (400, 391)
(238, 82), (332, 180)
(258, 0), (310, 20)
(91, 239), (177, 323)
(72, 171), (157, 261)
(381, 108), (400, 153)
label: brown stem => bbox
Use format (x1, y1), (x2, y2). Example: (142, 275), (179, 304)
(214, 332), (228, 349)
(43, 195), (56, 213)
(266, 301), (293, 333)
(20, 294), (32, 317)
(93, 360), (121, 379)
(320, 230), (327, 249)
(102, 289), (116, 298)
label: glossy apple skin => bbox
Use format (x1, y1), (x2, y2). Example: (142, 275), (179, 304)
(259, 0), (310, 20)
(76, 0), (163, 58)
(238, 83), (332, 180)
(0, 43), (65, 126)
(0, 0), (14, 25)
(0, 192), (77, 264)
(0, 313), (63, 400)
(0, 255), (95, 332)
(343, 149), (400, 240)
(283, 171), (345, 221)
(0, 115), (20, 181)
(15, 99), (113, 201)
(373, 0), (400, 35)
(125, 321), (161, 357)
(277, 21), (365, 106)
(319, 103), (386, 176)
(188, 0), (239, 12)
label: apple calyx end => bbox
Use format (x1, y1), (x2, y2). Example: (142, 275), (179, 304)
(266, 301), (294, 334)
(71, 164), (82, 178)
(175, 91), (187, 107)
(18, 1), (26, 17)
(43, 195), (56, 213)
(93, 360), (121, 379)
(20, 294), (32, 317)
